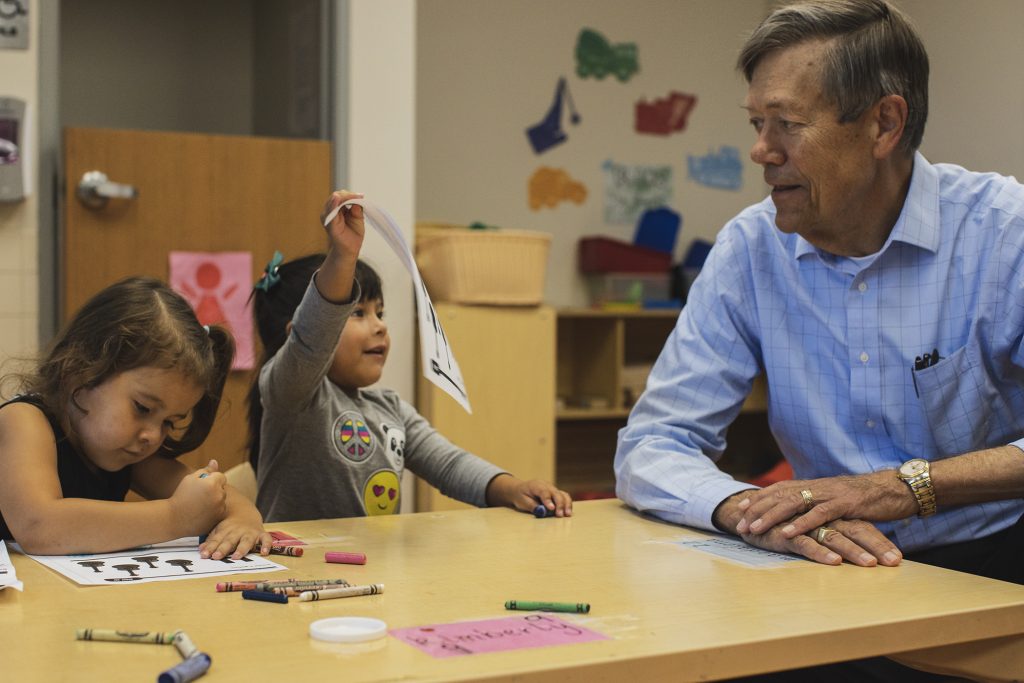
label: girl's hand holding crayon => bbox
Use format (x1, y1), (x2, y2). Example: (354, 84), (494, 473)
(486, 474), (573, 518)
(170, 459), (227, 538)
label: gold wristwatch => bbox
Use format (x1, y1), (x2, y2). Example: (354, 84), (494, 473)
(897, 458), (936, 517)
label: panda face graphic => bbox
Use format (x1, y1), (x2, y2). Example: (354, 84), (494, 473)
(381, 424), (405, 467)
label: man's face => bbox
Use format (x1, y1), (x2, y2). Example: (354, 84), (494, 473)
(744, 40), (880, 254)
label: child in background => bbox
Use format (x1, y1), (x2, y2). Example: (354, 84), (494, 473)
(0, 277), (272, 558)
(248, 190), (573, 522)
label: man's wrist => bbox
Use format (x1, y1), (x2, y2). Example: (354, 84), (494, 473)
(712, 491), (754, 533)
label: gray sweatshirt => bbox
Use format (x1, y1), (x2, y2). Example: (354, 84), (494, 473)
(255, 278), (504, 522)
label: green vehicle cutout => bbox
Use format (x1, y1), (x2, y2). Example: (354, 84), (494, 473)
(576, 28), (639, 82)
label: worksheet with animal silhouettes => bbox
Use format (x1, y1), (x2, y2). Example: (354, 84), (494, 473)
(14, 538), (285, 586)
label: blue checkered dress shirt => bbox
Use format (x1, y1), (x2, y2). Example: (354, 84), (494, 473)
(615, 153), (1024, 552)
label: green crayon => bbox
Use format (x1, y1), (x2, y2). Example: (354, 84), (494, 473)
(76, 629), (177, 644)
(504, 600), (591, 614)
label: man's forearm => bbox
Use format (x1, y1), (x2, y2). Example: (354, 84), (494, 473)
(932, 445), (1024, 508)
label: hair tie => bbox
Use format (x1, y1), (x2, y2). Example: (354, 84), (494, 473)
(255, 250), (284, 292)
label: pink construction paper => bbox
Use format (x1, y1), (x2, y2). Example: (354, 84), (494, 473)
(389, 614), (607, 658)
(169, 251), (254, 370)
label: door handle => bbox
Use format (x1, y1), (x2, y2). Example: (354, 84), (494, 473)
(76, 170), (138, 209)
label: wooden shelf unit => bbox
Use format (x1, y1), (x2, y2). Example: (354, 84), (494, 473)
(555, 308), (771, 498)
(414, 305), (774, 509)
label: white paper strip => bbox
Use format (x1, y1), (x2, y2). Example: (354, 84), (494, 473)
(324, 199), (471, 413)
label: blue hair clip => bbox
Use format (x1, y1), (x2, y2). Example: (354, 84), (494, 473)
(255, 250), (284, 292)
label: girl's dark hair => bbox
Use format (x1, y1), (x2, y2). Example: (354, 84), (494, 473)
(246, 254), (382, 473)
(22, 277), (234, 458)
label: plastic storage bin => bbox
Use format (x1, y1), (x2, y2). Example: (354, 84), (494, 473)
(578, 236), (672, 273)
(585, 272), (672, 307)
(415, 225), (552, 305)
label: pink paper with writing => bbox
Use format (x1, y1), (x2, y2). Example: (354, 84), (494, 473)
(389, 614), (607, 657)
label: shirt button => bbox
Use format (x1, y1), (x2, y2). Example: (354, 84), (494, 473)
(859, 351), (869, 363)
(866, 419), (875, 428)
(858, 282), (868, 293)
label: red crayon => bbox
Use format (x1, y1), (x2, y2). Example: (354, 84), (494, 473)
(325, 551), (366, 565)
(266, 545), (303, 557)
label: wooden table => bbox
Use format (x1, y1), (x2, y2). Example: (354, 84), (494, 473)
(4, 499), (1024, 681)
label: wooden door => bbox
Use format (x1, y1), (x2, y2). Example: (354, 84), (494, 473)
(63, 127), (332, 472)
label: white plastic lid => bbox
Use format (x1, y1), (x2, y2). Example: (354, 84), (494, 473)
(309, 617), (388, 643)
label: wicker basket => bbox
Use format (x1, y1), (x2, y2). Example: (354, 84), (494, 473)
(415, 224), (551, 305)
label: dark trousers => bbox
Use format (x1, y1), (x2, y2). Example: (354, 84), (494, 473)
(725, 512), (1024, 682)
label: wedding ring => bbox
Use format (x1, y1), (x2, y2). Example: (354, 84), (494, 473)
(815, 526), (836, 544)
(800, 489), (814, 510)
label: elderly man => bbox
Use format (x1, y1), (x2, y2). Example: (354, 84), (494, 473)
(615, 0), (1024, 589)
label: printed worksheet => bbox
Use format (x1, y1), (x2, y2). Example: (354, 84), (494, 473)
(674, 535), (803, 568)
(0, 540), (23, 591)
(323, 199), (472, 413)
(15, 537), (285, 586)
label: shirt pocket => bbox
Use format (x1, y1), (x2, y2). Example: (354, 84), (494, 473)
(913, 344), (996, 457)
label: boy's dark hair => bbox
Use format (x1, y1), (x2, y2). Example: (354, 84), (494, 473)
(23, 277), (234, 458)
(246, 254), (382, 473)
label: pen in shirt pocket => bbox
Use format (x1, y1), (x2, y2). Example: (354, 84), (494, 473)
(911, 347), (942, 396)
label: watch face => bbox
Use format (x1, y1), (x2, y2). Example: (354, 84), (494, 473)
(900, 460), (926, 477)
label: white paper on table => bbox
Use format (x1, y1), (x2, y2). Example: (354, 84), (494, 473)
(671, 535), (803, 568)
(12, 537), (285, 586)
(324, 199), (472, 413)
(0, 540), (23, 591)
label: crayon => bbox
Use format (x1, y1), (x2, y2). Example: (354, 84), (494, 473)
(325, 551), (366, 565)
(268, 584), (352, 597)
(533, 504), (554, 518)
(298, 583), (384, 602)
(75, 629), (177, 644)
(158, 652), (211, 683)
(172, 630), (199, 659)
(265, 545), (303, 557)
(216, 578), (350, 592)
(504, 600), (590, 614)
(242, 590), (288, 604)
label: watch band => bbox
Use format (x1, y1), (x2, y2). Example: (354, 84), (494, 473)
(898, 459), (937, 517)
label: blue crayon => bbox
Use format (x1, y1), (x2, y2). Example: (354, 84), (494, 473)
(158, 652), (211, 683)
(533, 504), (554, 518)
(242, 589), (288, 604)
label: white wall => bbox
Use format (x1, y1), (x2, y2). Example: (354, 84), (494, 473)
(416, 0), (771, 308)
(341, 0), (417, 510)
(0, 4), (39, 366)
(899, 0), (1024, 180)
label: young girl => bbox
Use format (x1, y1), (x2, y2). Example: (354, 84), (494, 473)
(248, 190), (573, 522)
(0, 277), (272, 559)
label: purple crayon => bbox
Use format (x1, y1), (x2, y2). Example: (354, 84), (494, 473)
(158, 652), (211, 683)
(242, 590), (288, 604)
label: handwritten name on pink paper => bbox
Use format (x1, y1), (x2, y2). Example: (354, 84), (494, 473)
(390, 614), (607, 658)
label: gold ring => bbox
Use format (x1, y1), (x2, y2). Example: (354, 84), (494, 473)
(815, 526), (836, 544)
(800, 489), (814, 510)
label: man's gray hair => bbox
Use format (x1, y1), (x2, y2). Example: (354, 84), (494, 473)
(737, 0), (928, 154)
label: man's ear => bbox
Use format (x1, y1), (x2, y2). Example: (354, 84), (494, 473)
(873, 94), (908, 159)
(285, 320), (293, 336)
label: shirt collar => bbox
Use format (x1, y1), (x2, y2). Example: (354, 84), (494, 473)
(793, 151), (941, 261)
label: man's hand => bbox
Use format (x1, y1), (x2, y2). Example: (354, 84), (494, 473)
(735, 471), (917, 539)
(713, 490), (903, 567)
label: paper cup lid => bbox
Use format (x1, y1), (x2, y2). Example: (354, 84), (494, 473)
(309, 617), (388, 643)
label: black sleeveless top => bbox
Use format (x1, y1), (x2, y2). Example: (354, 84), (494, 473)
(0, 395), (133, 542)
